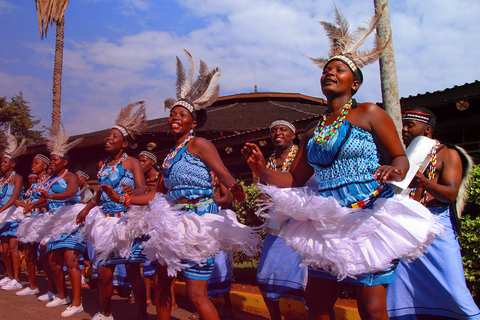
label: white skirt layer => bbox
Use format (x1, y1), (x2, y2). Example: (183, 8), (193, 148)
(142, 194), (262, 277)
(0, 206), (24, 229)
(37, 204), (86, 245)
(17, 213), (46, 243)
(257, 184), (444, 280)
(83, 205), (148, 263)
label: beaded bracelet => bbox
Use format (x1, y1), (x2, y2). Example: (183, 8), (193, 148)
(124, 194), (131, 207)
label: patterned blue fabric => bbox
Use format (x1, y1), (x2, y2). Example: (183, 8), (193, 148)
(307, 121), (393, 207)
(208, 251), (232, 296)
(45, 174), (84, 252)
(46, 175), (80, 214)
(28, 182), (47, 218)
(164, 150), (214, 201)
(306, 120), (396, 285)
(0, 182), (21, 236)
(98, 162), (134, 217)
(96, 161), (146, 265)
(387, 206), (480, 319)
(177, 198), (217, 280)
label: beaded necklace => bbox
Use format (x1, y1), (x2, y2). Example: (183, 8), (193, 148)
(313, 99), (353, 144)
(266, 145), (299, 172)
(0, 171), (16, 190)
(39, 169), (68, 191)
(97, 153), (128, 178)
(162, 133), (194, 170)
(409, 139), (440, 205)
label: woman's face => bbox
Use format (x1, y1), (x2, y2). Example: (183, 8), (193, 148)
(168, 106), (197, 136)
(105, 128), (128, 152)
(321, 60), (360, 96)
(31, 158), (48, 175)
(49, 154), (67, 173)
(0, 157), (14, 173)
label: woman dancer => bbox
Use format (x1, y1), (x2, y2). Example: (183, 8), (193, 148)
(102, 51), (256, 320)
(0, 133), (25, 291)
(242, 8), (441, 320)
(15, 154), (53, 297)
(76, 101), (148, 320)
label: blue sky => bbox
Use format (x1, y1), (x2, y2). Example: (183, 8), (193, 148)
(1, 0), (479, 135)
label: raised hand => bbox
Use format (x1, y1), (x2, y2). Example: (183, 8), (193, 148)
(241, 142), (267, 176)
(229, 183), (246, 204)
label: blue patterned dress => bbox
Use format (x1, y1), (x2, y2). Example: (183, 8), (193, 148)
(163, 145), (216, 281)
(306, 120), (397, 286)
(45, 175), (85, 253)
(0, 182), (21, 237)
(97, 161), (147, 266)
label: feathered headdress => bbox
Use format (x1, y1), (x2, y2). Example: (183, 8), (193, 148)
(111, 101), (147, 141)
(164, 49), (221, 116)
(44, 124), (83, 158)
(2, 127), (26, 160)
(310, 4), (389, 83)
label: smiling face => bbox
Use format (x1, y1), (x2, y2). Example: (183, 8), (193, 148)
(270, 125), (295, 150)
(31, 158), (48, 175)
(49, 154), (67, 174)
(321, 60), (360, 97)
(105, 128), (128, 152)
(0, 157), (15, 174)
(168, 106), (197, 136)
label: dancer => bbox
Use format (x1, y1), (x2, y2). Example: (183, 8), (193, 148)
(76, 170), (95, 204)
(101, 50), (258, 320)
(15, 154), (52, 296)
(387, 108), (480, 319)
(33, 125), (85, 317)
(0, 132), (25, 291)
(76, 101), (148, 320)
(256, 119), (307, 320)
(242, 7), (442, 320)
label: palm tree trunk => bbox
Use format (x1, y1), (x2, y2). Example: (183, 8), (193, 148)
(374, 0), (403, 138)
(51, 16), (65, 131)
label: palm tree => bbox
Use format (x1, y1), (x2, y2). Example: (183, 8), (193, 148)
(374, 0), (403, 138)
(35, 0), (70, 130)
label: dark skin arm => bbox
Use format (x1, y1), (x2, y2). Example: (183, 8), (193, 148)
(410, 146), (462, 204)
(0, 174), (23, 213)
(37, 171), (78, 201)
(213, 176), (232, 206)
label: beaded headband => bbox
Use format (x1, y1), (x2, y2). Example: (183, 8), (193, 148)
(111, 125), (130, 140)
(34, 154), (50, 165)
(172, 99), (195, 115)
(403, 110), (436, 127)
(76, 170), (89, 180)
(112, 101), (147, 142)
(270, 120), (296, 134)
(139, 151), (157, 163)
(29, 173), (38, 178)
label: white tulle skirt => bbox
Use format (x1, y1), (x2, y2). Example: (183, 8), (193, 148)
(83, 205), (148, 263)
(141, 194), (262, 277)
(36, 204), (86, 245)
(0, 206), (24, 227)
(257, 184), (444, 280)
(16, 212), (46, 243)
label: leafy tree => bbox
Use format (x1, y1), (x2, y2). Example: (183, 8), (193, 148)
(0, 91), (43, 143)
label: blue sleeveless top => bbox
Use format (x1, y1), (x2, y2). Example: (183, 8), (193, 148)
(46, 175), (80, 214)
(98, 162), (134, 217)
(0, 183), (16, 207)
(307, 121), (393, 207)
(26, 182), (47, 217)
(163, 145), (214, 201)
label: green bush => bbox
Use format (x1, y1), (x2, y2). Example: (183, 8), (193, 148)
(468, 165), (480, 206)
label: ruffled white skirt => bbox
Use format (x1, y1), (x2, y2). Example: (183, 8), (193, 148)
(83, 205), (148, 263)
(36, 204), (86, 245)
(17, 213), (46, 243)
(257, 184), (444, 280)
(142, 194), (262, 277)
(0, 206), (24, 227)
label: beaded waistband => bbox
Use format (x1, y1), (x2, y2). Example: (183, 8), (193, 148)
(347, 185), (384, 209)
(176, 197), (214, 210)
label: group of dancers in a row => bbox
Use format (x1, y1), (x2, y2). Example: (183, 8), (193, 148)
(1, 8), (479, 320)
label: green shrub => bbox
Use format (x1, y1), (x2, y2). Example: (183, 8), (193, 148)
(468, 165), (480, 206)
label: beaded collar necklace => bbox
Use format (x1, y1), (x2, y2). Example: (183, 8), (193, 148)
(162, 133), (194, 170)
(0, 171), (16, 189)
(39, 169), (68, 191)
(267, 145), (299, 172)
(313, 99), (353, 145)
(409, 139), (440, 205)
(97, 153), (128, 178)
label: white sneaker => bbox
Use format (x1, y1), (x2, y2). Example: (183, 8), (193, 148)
(0, 277), (12, 286)
(46, 296), (71, 307)
(2, 279), (23, 290)
(37, 291), (58, 301)
(92, 312), (114, 320)
(61, 304), (84, 317)
(16, 286), (40, 296)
